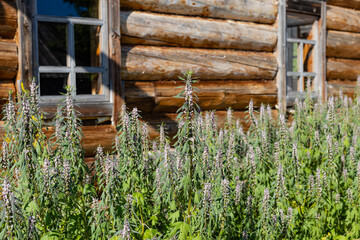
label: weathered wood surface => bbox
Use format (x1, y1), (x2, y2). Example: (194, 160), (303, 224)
(120, 0), (278, 24)
(327, 80), (358, 97)
(327, 5), (360, 33)
(327, 30), (360, 59)
(142, 109), (278, 139)
(1, 108), (275, 156)
(327, 58), (360, 80)
(0, 80), (15, 99)
(125, 80), (277, 113)
(0, 0), (17, 39)
(110, 0), (124, 125)
(41, 125), (116, 157)
(0, 39), (18, 80)
(40, 103), (113, 118)
(121, 45), (277, 81)
(327, 0), (360, 10)
(120, 10), (277, 51)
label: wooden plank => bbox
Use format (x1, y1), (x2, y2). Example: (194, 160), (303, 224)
(327, 5), (360, 33)
(120, 10), (277, 51)
(109, 0), (124, 125)
(16, 0), (34, 90)
(0, 0), (17, 39)
(327, 80), (357, 97)
(120, 0), (278, 24)
(326, 30), (360, 59)
(320, 1), (327, 102)
(276, 0), (286, 110)
(327, 0), (360, 10)
(0, 39), (18, 80)
(121, 45), (278, 81)
(125, 80), (277, 113)
(327, 58), (360, 80)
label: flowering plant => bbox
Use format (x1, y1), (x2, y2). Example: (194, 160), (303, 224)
(1, 75), (360, 239)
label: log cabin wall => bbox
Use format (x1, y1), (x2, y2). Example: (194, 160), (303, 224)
(0, 0), (17, 113)
(326, 0), (360, 97)
(119, 0), (279, 137)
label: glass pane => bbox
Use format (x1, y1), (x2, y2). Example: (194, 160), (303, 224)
(286, 76), (299, 92)
(38, 22), (67, 66)
(286, 42), (299, 73)
(75, 24), (100, 67)
(76, 73), (102, 95)
(40, 73), (68, 96)
(37, 0), (99, 19)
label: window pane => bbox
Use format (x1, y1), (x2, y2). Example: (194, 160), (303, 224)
(75, 24), (100, 67)
(76, 73), (102, 95)
(38, 22), (67, 66)
(286, 42), (298, 73)
(286, 76), (298, 92)
(37, 0), (99, 19)
(40, 73), (68, 96)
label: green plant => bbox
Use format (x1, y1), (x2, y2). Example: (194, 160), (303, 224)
(1, 75), (360, 239)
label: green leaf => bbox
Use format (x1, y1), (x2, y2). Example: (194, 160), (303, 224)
(169, 211), (180, 223)
(40, 232), (61, 240)
(179, 222), (192, 240)
(133, 192), (145, 206)
(26, 200), (40, 214)
(143, 229), (159, 239)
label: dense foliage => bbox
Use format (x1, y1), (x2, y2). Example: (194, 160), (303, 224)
(1, 75), (360, 239)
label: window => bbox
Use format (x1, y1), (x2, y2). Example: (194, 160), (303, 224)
(279, 0), (326, 106)
(33, 0), (110, 104)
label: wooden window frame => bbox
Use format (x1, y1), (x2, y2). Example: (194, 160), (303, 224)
(277, 0), (327, 108)
(17, 0), (119, 119)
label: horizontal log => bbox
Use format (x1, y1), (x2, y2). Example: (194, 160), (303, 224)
(327, 58), (360, 80)
(0, 124), (116, 157)
(327, 30), (360, 59)
(121, 35), (179, 47)
(120, 0), (277, 24)
(327, 5), (360, 33)
(121, 45), (277, 81)
(0, 0), (17, 39)
(152, 95), (277, 112)
(0, 39), (17, 80)
(120, 11), (277, 51)
(40, 102), (113, 118)
(1, 107), (278, 156)
(142, 109), (279, 139)
(125, 80), (277, 113)
(0, 19), (17, 39)
(43, 125), (116, 157)
(327, 80), (358, 98)
(327, 0), (360, 10)
(0, 80), (15, 99)
(125, 80), (277, 97)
